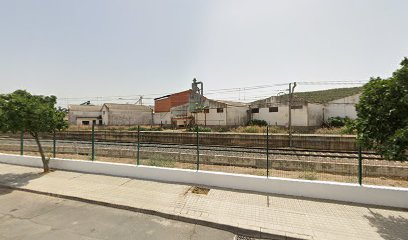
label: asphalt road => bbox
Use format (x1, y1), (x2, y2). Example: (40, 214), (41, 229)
(0, 189), (235, 240)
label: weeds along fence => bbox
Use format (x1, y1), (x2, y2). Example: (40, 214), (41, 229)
(0, 126), (407, 188)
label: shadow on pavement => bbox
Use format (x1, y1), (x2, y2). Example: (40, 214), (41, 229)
(365, 209), (408, 240)
(0, 172), (43, 196)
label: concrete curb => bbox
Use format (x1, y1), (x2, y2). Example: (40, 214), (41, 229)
(0, 185), (310, 240)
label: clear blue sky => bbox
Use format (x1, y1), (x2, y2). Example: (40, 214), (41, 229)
(0, 0), (407, 106)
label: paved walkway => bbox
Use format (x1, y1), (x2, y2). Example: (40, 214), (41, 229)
(0, 190), (234, 240)
(0, 163), (407, 240)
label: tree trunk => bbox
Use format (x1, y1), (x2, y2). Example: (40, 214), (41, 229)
(32, 132), (49, 172)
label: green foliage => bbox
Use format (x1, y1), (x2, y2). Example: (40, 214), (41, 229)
(188, 126), (212, 132)
(355, 58), (408, 160)
(247, 119), (268, 127)
(0, 90), (68, 171)
(341, 119), (357, 134)
(326, 117), (349, 127)
(212, 126), (230, 132)
(0, 90), (67, 134)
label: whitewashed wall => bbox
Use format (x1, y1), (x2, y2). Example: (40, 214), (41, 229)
(195, 109), (226, 126)
(1, 154), (407, 209)
(307, 103), (324, 126)
(226, 106), (248, 126)
(252, 104), (309, 127)
(68, 111), (101, 125)
(323, 94), (360, 121)
(153, 112), (171, 125)
(102, 106), (153, 126)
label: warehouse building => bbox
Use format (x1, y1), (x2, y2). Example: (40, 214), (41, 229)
(153, 90), (192, 126)
(67, 104), (102, 126)
(101, 103), (153, 126)
(194, 99), (249, 126)
(249, 87), (362, 127)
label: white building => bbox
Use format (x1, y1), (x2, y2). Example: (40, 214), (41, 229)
(67, 105), (102, 126)
(101, 103), (153, 126)
(249, 87), (362, 127)
(323, 93), (361, 121)
(194, 99), (249, 126)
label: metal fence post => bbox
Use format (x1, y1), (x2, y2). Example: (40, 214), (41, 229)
(53, 131), (56, 158)
(266, 126), (269, 178)
(358, 145), (363, 185)
(20, 131), (24, 156)
(91, 124), (95, 161)
(196, 126), (199, 171)
(137, 125), (140, 165)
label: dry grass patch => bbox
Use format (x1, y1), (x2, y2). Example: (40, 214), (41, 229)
(191, 186), (210, 195)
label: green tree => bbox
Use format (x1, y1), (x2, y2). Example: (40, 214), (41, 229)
(0, 90), (67, 172)
(355, 58), (408, 160)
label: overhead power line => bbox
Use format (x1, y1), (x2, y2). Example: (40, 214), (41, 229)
(58, 80), (367, 106)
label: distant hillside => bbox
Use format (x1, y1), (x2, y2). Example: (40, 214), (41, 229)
(272, 87), (363, 104)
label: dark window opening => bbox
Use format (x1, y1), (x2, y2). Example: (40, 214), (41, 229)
(204, 108), (209, 113)
(82, 121), (90, 125)
(269, 107), (278, 112)
(217, 108), (224, 113)
(251, 108), (259, 113)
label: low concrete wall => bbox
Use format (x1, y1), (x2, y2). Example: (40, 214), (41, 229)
(1, 144), (406, 178)
(0, 153), (407, 209)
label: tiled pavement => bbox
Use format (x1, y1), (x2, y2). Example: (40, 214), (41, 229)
(0, 163), (407, 240)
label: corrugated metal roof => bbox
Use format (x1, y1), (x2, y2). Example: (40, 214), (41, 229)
(68, 105), (102, 112)
(211, 100), (249, 107)
(103, 103), (152, 111)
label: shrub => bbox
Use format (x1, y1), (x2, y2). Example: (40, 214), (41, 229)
(233, 126), (265, 133)
(314, 127), (344, 135)
(247, 119), (268, 127)
(326, 117), (350, 127)
(128, 126), (163, 131)
(212, 126), (230, 132)
(188, 126), (212, 132)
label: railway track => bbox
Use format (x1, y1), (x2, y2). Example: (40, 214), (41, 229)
(0, 137), (389, 161)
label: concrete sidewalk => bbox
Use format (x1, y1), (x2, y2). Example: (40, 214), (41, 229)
(0, 163), (407, 240)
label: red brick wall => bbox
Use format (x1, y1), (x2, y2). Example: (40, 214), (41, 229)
(154, 98), (171, 113)
(154, 90), (192, 113)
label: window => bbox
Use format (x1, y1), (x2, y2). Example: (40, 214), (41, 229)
(204, 108), (209, 113)
(103, 111), (106, 115)
(217, 108), (224, 113)
(82, 121), (90, 125)
(269, 107), (278, 112)
(291, 105), (303, 109)
(251, 108), (259, 113)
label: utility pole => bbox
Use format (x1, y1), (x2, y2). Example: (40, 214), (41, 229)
(136, 96), (143, 105)
(288, 82), (297, 148)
